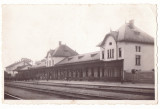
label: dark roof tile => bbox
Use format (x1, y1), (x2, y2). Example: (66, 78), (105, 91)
(98, 22), (154, 47)
(6, 61), (31, 68)
(57, 51), (100, 65)
(46, 44), (78, 58)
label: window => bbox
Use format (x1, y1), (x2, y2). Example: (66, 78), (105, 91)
(107, 50), (109, 59)
(102, 68), (104, 77)
(75, 71), (78, 77)
(86, 68), (88, 77)
(79, 69), (83, 77)
(102, 51), (104, 59)
(139, 46), (141, 52)
(110, 49), (111, 58)
(98, 67), (100, 78)
(107, 49), (114, 59)
(136, 46), (141, 52)
(136, 55), (141, 66)
(112, 49), (114, 58)
(107, 69), (110, 77)
(119, 48), (122, 57)
(91, 68), (94, 77)
(71, 71), (73, 77)
(109, 42), (112, 45)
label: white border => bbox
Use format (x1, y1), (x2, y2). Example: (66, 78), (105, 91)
(0, 0), (160, 109)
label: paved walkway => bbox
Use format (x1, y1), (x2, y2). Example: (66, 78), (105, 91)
(27, 80), (155, 89)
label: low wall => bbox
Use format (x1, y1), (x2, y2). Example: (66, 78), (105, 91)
(124, 71), (154, 84)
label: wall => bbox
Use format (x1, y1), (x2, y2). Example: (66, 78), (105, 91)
(100, 36), (117, 61)
(100, 36), (154, 72)
(6, 62), (25, 76)
(46, 53), (65, 67)
(121, 42), (154, 72)
(117, 42), (124, 60)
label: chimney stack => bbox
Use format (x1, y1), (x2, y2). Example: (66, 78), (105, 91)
(59, 41), (62, 46)
(128, 19), (134, 29)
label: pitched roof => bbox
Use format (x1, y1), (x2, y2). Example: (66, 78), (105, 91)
(45, 44), (78, 58)
(15, 64), (32, 71)
(57, 51), (100, 65)
(31, 60), (46, 68)
(6, 61), (21, 68)
(98, 21), (154, 47)
(97, 31), (118, 47)
(6, 61), (31, 68)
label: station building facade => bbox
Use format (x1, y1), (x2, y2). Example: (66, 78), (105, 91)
(5, 58), (32, 77)
(16, 20), (154, 83)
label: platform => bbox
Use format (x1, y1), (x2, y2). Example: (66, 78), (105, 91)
(14, 80), (154, 89)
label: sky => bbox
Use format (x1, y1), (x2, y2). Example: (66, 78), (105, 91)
(2, 4), (157, 68)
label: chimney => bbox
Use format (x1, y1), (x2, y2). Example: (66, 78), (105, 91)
(59, 41), (62, 46)
(128, 19), (134, 29)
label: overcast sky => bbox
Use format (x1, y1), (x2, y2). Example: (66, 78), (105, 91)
(2, 4), (157, 68)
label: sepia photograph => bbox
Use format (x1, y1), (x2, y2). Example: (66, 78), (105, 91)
(2, 4), (157, 103)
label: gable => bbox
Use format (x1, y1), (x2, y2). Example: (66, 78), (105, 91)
(47, 53), (52, 58)
(104, 35), (117, 48)
(98, 32), (118, 47)
(45, 49), (55, 58)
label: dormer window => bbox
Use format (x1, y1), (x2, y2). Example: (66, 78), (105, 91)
(134, 30), (140, 35)
(64, 49), (68, 52)
(78, 55), (84, 59)
(91, 53), (97, 57)
(68, 57), (73, 61)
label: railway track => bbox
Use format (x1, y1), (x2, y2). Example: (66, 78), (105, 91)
(5, 82), (155, 100)
(4, 93), (22, 100)
(5, 83), (118, 100)
(39, 82), (154, 96)
(8, 81), (155, 96)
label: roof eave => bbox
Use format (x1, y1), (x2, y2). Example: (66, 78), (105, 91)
(55, 59), (101, 67)
(118, 40), (154, 45)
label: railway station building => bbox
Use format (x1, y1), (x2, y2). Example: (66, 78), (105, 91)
(16, 20), (155, 83)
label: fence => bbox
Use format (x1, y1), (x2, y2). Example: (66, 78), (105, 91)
(124, 71), (154, 84)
